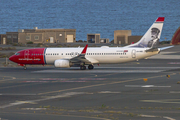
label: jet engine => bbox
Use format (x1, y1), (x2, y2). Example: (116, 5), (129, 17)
(54, 59), (70, 68)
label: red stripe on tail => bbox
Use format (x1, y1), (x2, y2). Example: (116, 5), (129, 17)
(156, 17), (165, 22)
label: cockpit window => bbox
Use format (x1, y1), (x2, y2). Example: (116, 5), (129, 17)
(15, 53), (20, 55)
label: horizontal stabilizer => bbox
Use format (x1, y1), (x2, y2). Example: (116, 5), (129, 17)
(145, 46), (174, 52)
(159, 46), (174, 51)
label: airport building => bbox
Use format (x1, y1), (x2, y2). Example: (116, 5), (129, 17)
(6, 27), (76, 44)
(0, 34), (7, 44)
(87, 34), (100, 43)
(114, 30), (142, 45)
(114, 30), (131, 44)
(1, 28), (148, 45)
(128, 36), (142, 44)
(6, 32), (18, 44)
(100, 38), (109, 43)
(87, 34), (109, 43)
(86, 32), (142, 44)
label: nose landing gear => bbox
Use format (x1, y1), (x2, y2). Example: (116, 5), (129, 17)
(24, 65), (27, 70)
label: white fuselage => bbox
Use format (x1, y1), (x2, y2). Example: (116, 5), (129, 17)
(44, 46), (159, 65)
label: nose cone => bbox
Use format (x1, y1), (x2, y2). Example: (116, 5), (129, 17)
(9, 55), (16, 62)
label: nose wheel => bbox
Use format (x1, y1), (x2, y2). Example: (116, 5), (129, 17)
(24, 65), (27, 70)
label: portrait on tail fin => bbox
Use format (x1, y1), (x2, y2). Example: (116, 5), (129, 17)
(147, 27), (160, 48)
(126, 17), (164, 49)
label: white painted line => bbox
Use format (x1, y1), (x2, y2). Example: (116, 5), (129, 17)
(140, 99), (180, 104)
(163, 116), (176, 120)
(139, 114), (176, 120)
(33, 70), (164, 73)
(139, 114), (157, 118)
(98, 91), (121, 94)
(169, 91), (180, 93)
(22, 108), (47, 110)
(96, 67), (180, 69)
(125, 85), (171, 88)
(0, 92), (84, 109)
(0, 93), (37, 95)
(39, 78), (106, 81)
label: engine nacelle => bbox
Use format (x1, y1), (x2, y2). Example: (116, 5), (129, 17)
(54, 59), (70, 68)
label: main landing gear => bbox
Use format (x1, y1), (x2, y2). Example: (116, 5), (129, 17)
(80, 65), (86, 70)
(88, 65), (94, 70)
(80, 65), (94, 70)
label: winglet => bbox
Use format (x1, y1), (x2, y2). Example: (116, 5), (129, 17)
(156, 17), (165, 22)
(81, 44), (88, 54)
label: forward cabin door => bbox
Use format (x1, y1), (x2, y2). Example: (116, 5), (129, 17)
(132, 49), (136, 58)
(24, 50), (29, 61)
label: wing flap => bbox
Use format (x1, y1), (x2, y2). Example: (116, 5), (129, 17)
(86, 57), (99, 64)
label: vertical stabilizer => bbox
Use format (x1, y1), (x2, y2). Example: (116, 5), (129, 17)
(127, 17), (164, 48)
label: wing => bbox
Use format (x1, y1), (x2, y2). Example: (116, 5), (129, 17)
(69, 44), (92, 64)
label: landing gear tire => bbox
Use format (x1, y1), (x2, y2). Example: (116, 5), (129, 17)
(80, 65), (86, 70)
(24, 65), (27, 70)
(88, 65), (94, 70)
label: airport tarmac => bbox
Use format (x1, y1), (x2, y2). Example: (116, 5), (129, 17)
(0, 46), (180, 120)
(0, 61), (180, 120)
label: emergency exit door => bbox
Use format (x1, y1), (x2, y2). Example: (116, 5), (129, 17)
(132, 49), (136, 58)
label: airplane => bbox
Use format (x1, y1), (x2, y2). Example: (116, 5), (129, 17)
(9, 17), (173, 70)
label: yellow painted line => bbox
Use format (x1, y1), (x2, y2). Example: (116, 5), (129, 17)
(38, 73), (176, 95)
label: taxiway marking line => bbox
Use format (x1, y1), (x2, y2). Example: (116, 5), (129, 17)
(0, 83), (44, 89)
(140, 99), (180, 104)
(38, 73), (176, 95)
(34, 70), (164, 73)
(0, 76), (16, 82)
(0, 93), (36, 95)
(125, 85), (171, 88)
(0, 111), (110, 120)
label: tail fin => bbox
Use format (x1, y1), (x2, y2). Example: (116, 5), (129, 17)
(127, 17), (164, 48)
